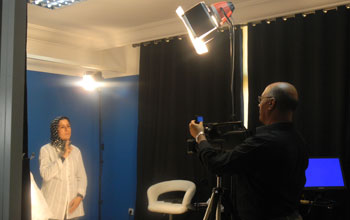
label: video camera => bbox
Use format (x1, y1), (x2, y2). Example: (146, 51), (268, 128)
(187, 116), (249, 154)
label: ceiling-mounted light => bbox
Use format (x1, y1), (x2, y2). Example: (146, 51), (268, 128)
(176, 1), (235, 54)
(282, 15), (295, 21)
(266, 18), (275, 24)
(322, 7), (337, 14)
(28, 0), (85, 10)
(302, 11), (315, 17)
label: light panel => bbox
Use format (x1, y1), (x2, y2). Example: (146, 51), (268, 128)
(176, 2), (234, 55)
(176, 4), (217, 54)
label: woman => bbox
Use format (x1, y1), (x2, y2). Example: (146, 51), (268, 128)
(39, 116), (87, 220)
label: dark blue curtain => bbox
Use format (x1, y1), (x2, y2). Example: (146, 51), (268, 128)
(248, 6), (350, 220)
(135, 28), (244, 220)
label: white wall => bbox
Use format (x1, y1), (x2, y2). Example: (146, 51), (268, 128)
(27, 27), (140, 78)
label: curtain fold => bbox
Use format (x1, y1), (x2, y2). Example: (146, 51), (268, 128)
(136, 28), (243, 220)
(248, 6), (350, 220)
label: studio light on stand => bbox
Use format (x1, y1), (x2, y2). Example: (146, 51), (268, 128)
(176, 1), (234, 55)
(176, 2), (236, 220)
(79, 71), (104, 220)
(176, 1), (236, 119)
(80, 71), (104, 91)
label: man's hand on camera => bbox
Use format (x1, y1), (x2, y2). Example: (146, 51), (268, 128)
(189, 120), (207, 143)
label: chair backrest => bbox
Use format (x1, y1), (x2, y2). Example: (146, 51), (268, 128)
(147, 180), (196, 214)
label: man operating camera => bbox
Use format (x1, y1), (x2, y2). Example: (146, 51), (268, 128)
(189, 82), (308, 220)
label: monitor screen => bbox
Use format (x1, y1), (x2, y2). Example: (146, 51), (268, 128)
(304, 158), (345, 189)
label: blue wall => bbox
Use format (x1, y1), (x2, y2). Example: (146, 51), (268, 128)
(101, 76), (138, 219)
(27, 70), (138, 219)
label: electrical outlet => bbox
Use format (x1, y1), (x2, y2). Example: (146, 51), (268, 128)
(128, 208), (134, 216)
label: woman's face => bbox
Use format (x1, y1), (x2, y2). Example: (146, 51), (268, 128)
(57, 119), (71, 141)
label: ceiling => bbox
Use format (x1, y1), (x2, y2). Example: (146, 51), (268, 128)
(27, 0), (350, 77)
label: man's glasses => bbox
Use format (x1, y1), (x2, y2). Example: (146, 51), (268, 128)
(258, 96), (274, 104)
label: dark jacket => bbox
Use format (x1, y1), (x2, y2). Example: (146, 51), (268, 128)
(197, 122), (309, 220)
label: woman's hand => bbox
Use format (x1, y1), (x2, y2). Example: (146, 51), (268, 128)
(68, 196), (82, 214)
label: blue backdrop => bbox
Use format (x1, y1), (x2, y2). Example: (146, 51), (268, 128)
(101, 76), (139, 219)
(27, 70), (138, 219)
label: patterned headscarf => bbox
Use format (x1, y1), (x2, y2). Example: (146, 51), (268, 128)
(50, 116), (71, 149)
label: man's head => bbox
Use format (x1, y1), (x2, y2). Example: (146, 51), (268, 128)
(258, 82), (298, 125)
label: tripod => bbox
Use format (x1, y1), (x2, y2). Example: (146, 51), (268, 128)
(203, 176), (224, 220)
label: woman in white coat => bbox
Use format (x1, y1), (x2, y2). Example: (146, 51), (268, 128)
(39, 116), (87, 220)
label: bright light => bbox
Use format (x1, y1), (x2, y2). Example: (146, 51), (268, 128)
(177, 6), (209, 54)
(190, 25), (217, 54)
(30, 0), (84, 9)
(176, 3), (222, 55)
(176, 6), (184, 16)
(79, 75), (102, 91)
(186, 25), (209, 54)
(191, 36), (208, 54)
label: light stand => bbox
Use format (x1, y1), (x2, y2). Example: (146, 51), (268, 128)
(80, 71), (104, 220)
(176, 1), (236, 118)
(222, 14), (236, 213)
(177, 2), (237, 220)
(223, 9), (236, 120)
(98, 88), (104, 220)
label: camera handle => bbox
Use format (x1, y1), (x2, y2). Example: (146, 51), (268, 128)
(203, 176), (224, 220)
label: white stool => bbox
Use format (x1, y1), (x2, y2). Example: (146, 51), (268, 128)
(147, 180), (196, 220)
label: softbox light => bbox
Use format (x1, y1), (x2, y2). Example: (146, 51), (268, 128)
(176, 1), (234, 54)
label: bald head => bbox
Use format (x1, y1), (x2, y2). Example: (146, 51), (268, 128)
(264, 82), (299, 112)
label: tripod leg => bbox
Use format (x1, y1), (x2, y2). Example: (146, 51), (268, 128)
(216, 195), (221, 220)
(204, 177), (224, 220)
(204, 189), (220, 220)
(203, 190), (216, 220)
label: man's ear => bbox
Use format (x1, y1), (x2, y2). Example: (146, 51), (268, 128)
(268, 98), (276, 110)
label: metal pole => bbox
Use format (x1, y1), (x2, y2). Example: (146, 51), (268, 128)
(221, 8), (235, 119)
(98, 89), (104, 220)
(215, 177), (222, 220)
